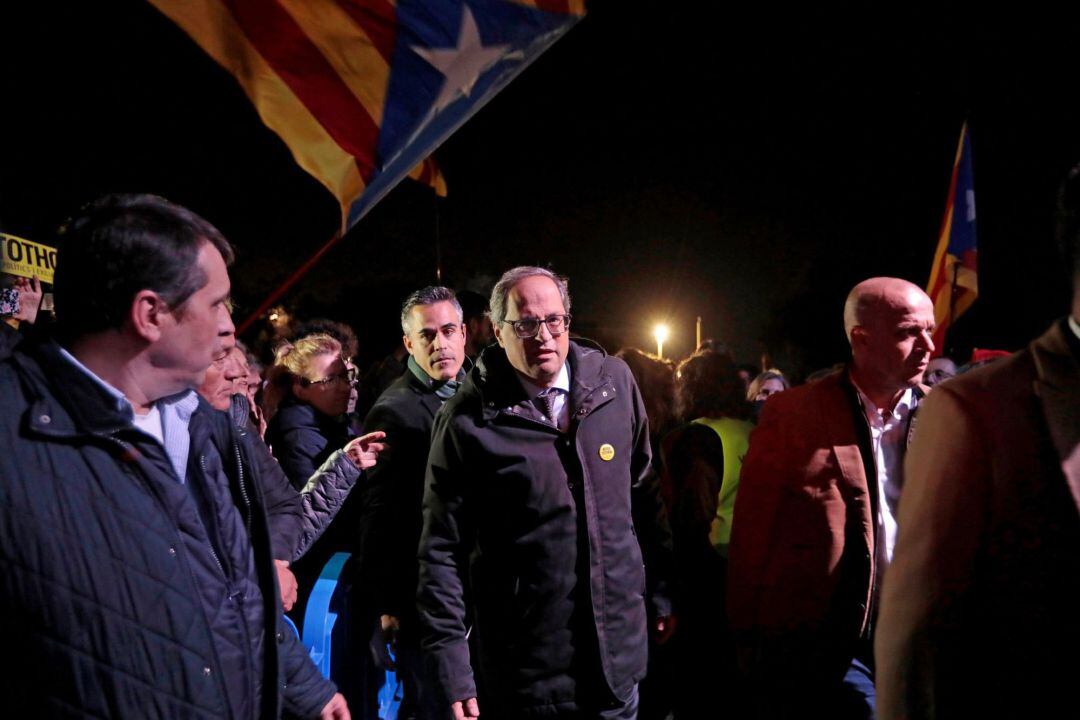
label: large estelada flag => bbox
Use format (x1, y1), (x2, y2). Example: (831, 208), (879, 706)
(149, 0), (585, 231)
(926, 122), (977, 355)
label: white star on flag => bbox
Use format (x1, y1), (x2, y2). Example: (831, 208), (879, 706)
(412, 6), (513, 115)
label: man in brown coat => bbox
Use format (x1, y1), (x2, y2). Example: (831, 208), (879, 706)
(875, 168), (1080, 719)
(728, 276), (935, 719)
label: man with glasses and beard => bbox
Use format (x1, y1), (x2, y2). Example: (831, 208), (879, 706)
(416, 266), (673, 720)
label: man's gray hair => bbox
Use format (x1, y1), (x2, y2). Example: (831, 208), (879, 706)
(489, 266), (571, 326)
(401, 286), (462, 334)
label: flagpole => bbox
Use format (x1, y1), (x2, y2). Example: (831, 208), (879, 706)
(434, 194), (443, 284)
(237, 230), (343, 335)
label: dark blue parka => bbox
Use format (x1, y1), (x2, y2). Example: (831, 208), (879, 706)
(0, 340), (334, 718)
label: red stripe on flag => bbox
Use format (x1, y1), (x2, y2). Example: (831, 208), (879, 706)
(927, 244), (952, 301)
(930, 326), (947, 355)
(927, 188), (961, 302)
(223, 0), (381, 181)
(334, 0), (398, 63)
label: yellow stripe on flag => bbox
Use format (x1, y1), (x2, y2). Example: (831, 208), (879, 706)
(148, 0), (364, 225)
(408, 156), (448, 198)
(278, 0), (391, 127)
(928, 212), (953, 327)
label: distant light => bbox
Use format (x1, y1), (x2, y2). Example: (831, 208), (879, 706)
(268, 305), (290, 328)
(653, 323), (670, 359)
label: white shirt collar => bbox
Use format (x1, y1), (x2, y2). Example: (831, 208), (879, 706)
(57, 345), (199, 424)
(516, 361), (571, 399)
(1069, 315), (1080, 342)
(853, 382), (914, 426)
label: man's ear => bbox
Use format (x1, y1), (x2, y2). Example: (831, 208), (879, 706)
(493, 321), (506, 348)
(849, 325), (869, 351)
(129, 290), (169, 342)
(402, 334), (414, 357)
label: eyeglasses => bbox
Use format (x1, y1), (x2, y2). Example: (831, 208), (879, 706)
(301, 368), (357, 387)
(502, 314), (572, 339)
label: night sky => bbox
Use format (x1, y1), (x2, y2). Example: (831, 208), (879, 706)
(2, 1), (1077, 376)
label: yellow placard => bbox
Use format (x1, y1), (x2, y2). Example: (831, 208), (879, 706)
(1, 233), (57, 283)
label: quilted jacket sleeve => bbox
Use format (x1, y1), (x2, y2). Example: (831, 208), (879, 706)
(278, 613), (338, 718)
(292, 449), (362, 561)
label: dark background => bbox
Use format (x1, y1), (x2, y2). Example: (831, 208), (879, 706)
(2, 1), (1076, 376)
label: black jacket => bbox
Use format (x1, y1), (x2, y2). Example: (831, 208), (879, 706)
(267, 396), (351, 491)
(0, 320), (20, 358)
(0, 340), (334, 718)
(417, 341), (673, 715)
(360, 369), (444, 619)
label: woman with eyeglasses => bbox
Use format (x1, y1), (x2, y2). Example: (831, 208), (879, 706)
(266, 331), (388, 714)
(267, 333), (357, 491)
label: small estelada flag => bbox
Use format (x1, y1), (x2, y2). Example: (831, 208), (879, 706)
(926, 122), (978, 356)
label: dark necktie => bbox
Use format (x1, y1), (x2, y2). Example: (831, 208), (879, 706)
(536, 388), (559, 427)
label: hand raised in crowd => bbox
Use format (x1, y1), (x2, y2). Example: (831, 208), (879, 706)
(344, 431), (387, 470)
(452, 697), (480, 720)
(13, 277), (43, 325)
(274, 559), (298, 611)
(319, 692), (351, 720)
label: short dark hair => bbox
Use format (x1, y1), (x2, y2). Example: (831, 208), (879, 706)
(1056, 162), (1080, 288)
(455, 289), (489, 324)
(400, 286), (461, 333)
(694, 338), (735, 360)
(293, 318), (360, 360)
(615, 347), (676, 438)
(675, 349), (751, 422)
(53, 194), (233, 339)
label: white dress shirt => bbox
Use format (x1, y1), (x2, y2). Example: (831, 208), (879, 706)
(853, 384), (915, 583)
(58, 346), (200, 483)
(517, 362), (572, 432)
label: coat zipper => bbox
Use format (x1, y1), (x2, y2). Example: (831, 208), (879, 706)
(199, 454), (229, 580)
(233, 441), (252, 541)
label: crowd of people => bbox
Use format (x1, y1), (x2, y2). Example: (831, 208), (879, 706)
(0, 171), (1077, 720)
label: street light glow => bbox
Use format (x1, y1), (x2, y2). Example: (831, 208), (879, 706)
(654, 323), (670, 358)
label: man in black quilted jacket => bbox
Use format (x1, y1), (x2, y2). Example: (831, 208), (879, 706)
(0, 194), (347, 719)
